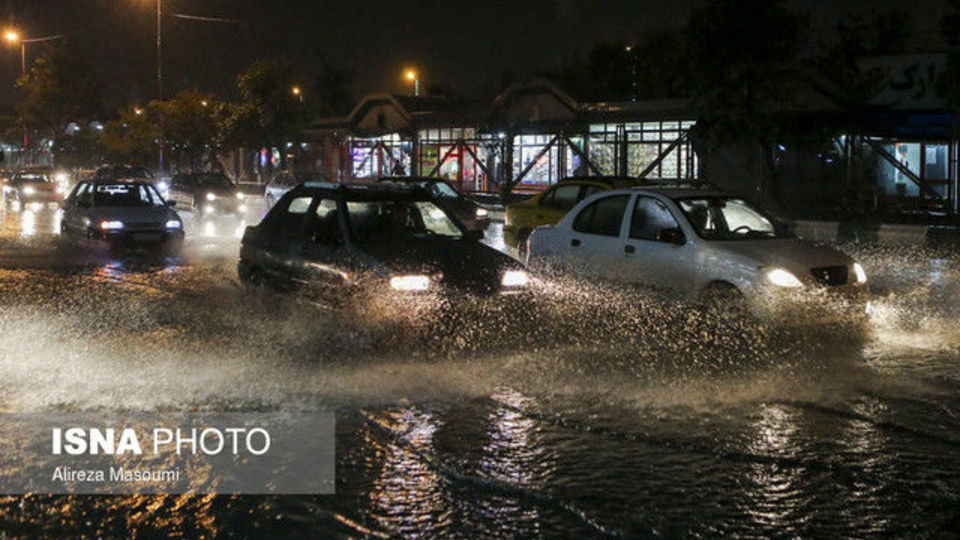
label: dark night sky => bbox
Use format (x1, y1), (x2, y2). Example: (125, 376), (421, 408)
(0, 0), (949, 112)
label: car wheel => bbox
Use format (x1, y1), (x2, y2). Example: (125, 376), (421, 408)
(699, 282), (749, 325)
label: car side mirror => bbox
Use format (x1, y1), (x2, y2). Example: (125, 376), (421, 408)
(166, 200), (177, 207)
(464, 229), (484, 241)
(658, 227), (686, 245)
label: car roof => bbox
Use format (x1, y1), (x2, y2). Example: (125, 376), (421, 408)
(298, 181), (434, 202)
(610, 185), (729, 199)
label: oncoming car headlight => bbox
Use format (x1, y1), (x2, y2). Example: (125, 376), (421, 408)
(206, 192), (217, 201)
(389, 275), (431, 292)
(765, 267), (803, 288)
(476, 207), (489, 218)
(165, 219), (182, 229)
(23, 186), (35, 195)
(853, 262), (867, 284)
(501, 269), (530, 288)
(236, 192), (245, 200)
(99, 220), (124, 231)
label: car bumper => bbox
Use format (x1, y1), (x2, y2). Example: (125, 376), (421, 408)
(92, 228), (185, 247)
(749, 284), (871, 324)
(18, 191), (63, 202)
(198, 200), (247, 215)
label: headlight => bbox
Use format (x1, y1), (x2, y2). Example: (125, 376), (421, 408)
(236, 192), (245, 200)
(99, 220), (124, 231)
(853, 262), (867, 284)
(165, 219), (181, 229)
(238, 204), (248, 213)
(501, 269), (530, 288)
(23, 186), (35, 195)
(765, 267), (803, 288)
(206, 192), (217, 201)
(204, 205), (215, 214)
(56, 185), (67, 194)
(157, 181), (169, 192)
(389, 275), (431, 292)
(54, 172), (69, 184)
(476, 207), (489, 218)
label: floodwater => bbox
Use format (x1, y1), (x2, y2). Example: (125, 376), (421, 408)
(0, 200), (958, 538)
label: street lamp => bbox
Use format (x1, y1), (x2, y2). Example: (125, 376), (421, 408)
(4, 29), (27, 163)
(291, 85), (302, 102)
(405, 69), (419, 97)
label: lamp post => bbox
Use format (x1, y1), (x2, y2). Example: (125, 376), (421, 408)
(155, 0), (165, 175)
(405, 69), (419, 97)
(292, 85), (302, 102)
(4, 30), (26, 162)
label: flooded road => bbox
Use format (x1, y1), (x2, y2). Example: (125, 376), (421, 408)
(0, 201), (958, 537)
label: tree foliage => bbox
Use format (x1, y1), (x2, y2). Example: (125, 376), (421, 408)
(154, 90), (222, 172)
(221, 59), (314, 163)
(16, 42), (101, 159)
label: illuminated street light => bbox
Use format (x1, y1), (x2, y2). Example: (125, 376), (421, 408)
(405, 69), (420, 97)
(134, 107), (144, 116)
(3, 30), (19, 44)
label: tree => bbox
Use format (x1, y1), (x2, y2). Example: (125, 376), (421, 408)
(684, 0), (805, 206)
(153, 90), (222, 172)
(818, 8), (912, 104)
(221, 59), (314, 167)
(936, 1), (960, 109)
(16, 42), (101, 162)
(99, 108), (156, 166)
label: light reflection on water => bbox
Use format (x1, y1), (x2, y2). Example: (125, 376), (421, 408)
(0, 214), (953, 536)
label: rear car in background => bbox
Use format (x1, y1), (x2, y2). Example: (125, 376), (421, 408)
(265, 171), (330, 209)
(239, 182), (530, 310)
(167, 172), (246, 216)
(527, 186), (869, 323)
(377, 176), (491, 231)
(60, 180), (184, 252)
(504, 176), (637, 253)
(2, 169), (68, 205)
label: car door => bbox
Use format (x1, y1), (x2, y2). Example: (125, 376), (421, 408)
(534, 184), (582, 228)
(564, 194), (631, 279)
(258, 193), (315, 282)
(621, 195), (693, 293)
(62, 182), (92, 235)
(295, 198), (352, 297)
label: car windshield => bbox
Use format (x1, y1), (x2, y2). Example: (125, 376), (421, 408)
(13, 174), (51, 183)
(93, 184), (166, 207)
(345, 200), (464, 243)
(194, 174), (234, 188)
(677, 197), (790, 240)
(427, 181), (460, 199)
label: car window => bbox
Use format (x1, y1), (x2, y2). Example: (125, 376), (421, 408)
(678, 197), (784, 240)
(630, 197), (679, 241)
(287, 196), (312, 214)
(581, 185), (604, 199)
(72, 183), (92, 207)
(308, 199), (342, 244)
(572, 195), (630, 237)
(92, 184), (165, 207)
(346, 200), (463, 243)
(274, 196), (315, 238)
(542, 185), (580, 210)
(430, 182), (459, 199)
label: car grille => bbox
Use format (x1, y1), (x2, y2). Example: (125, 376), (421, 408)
(810, 265), (849, 286)
(126, 222), (162, 230)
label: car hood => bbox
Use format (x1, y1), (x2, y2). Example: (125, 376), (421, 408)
(710, 237), (854, 274)
(358, 236), (521, 293)
(87, 206), (179, 223)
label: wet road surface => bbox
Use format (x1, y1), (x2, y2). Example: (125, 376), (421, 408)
(0, 200), (958, 537)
